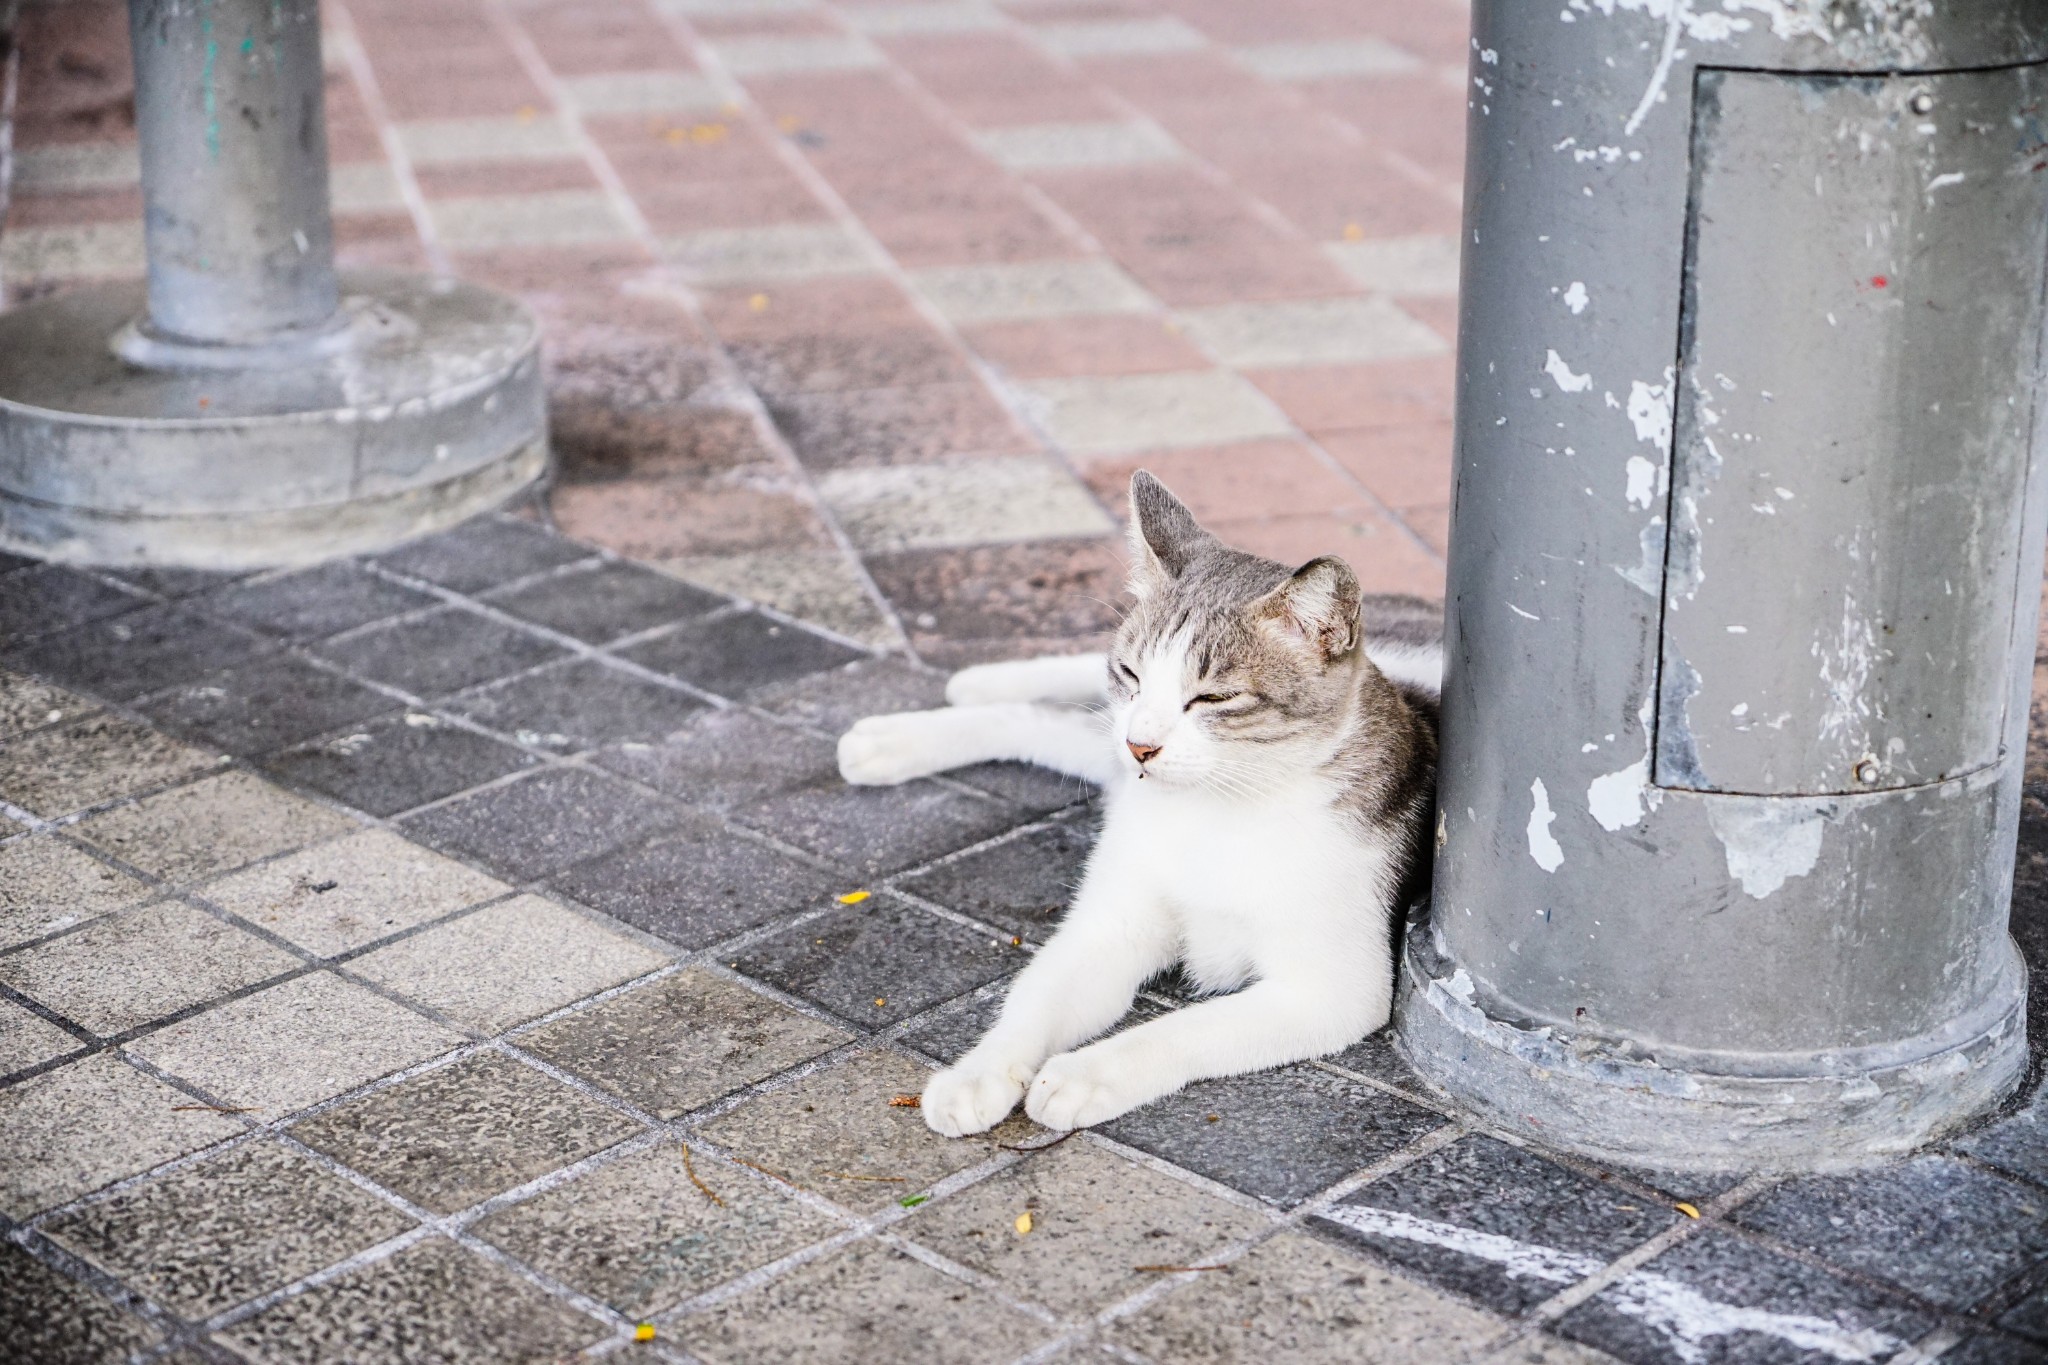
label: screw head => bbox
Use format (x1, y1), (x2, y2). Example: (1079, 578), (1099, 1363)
(1854, 757), (1881, 784)
(1910, 91), (1935, 114)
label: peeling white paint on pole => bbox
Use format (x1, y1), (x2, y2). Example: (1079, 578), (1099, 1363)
(1545, 349), (1594, 392)
(1563, 280), (1590, 314)
(1625, 455), (1659, 508)
(1628, 375), (1675, 452)
(1527, 778), (1565, 872)
(1589, 694), (1662, 831)
(1707, 796), (1830, 898)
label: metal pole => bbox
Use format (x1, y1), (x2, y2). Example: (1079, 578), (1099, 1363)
(1398, 2), (2048, 1171)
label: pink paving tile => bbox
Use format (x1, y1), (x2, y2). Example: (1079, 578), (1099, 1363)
(549, 473), (837, 560)
(1247, 153), (1461, 241)
(551, 404), (775, 486)
(861, 204), (1075, 268)
(764, 381), (1034, 470)
(1244, 357), (1456, 433)
(10, 0), (135, 148)
(4, 188), (143, 229)
(324, 77), (387, 164)
(412, 159), (602, 199)
(1076, 440), (1369, 524)
(589, 117), (789, 190)
(1316, 422), (1453, 509)
(884, 36), (1120, 128)
(1206, 509), (1444, 593)
(359, 55), (546, 120)
(1399, 295), (1458, 348)
(961, 315), (1211, 380)
(863, 537), (1128, 667)
(1336, 1), (1474, 64)
(1309, 73), (1468, 180)
(516, 9), (694, 75)
(1396, 502), (1451, 558)
(332, 212), (428, 272)
(630, 178), (835, 237)
(700, 278), (929, 340)
(449, 243), (661, 296)
(1157, 0), (1369, 43)
(688, 11), (850, 40)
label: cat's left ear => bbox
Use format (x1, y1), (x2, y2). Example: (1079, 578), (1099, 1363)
(1257, 557), (1362, 662)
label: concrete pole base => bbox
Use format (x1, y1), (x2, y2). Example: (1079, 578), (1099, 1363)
(1395, 913), (2029, 1173)
(0, 269), (546, 569)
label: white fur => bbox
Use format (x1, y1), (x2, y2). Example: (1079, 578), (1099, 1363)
(837, 635), (1437, 1137)
(1364, 641), (1443, 696)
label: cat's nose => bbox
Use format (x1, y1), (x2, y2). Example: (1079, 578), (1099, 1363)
(1127, 740), (1162, 764)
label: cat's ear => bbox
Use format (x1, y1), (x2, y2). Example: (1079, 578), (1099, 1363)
(1257, 557), (1363, 662)
(1126, 471), (1206, 597)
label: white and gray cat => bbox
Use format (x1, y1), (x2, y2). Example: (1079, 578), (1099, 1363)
(839, 472), (1442, 1136)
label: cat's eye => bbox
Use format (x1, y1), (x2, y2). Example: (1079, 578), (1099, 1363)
(1112, 659), (1139, 686)
(1185, 692), (1241, 710)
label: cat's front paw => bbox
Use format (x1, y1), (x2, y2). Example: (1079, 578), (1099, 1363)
(1025, 1049), (1155, 1130)
(838, 713), (941, 786)
(922, 1061), (1026, 1137)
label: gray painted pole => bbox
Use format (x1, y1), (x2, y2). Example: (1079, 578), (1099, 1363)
(1397, 2), (2048, 1170)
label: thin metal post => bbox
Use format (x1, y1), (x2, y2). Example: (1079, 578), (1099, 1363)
(1398, 2), (2048, 1170)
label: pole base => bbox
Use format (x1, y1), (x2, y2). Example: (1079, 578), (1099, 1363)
(1394, 909), (2029, 1173)
(0, 270), (547, 569)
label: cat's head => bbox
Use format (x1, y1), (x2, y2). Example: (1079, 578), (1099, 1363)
(1106, 471), (1367, 790)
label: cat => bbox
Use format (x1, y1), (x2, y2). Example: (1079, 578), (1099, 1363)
(837, 472), (1442, 1136)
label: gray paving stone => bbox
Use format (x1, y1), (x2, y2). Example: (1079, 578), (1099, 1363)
(898, 983), (1009, 1066)
(372, 517), (594, 595)
(751, 655), (947, 734)
(1, 602), (276, 702)
(1020, 371), (1293, 456)
(1473, 1335), (1627, 1365)
(135, 653), (400, 756)
(475, 1143), (841, 1316)
(0, 996), (81, 1075)
(0, 666), (95, 739)
(44, 1138), (414, 1318)
(594, 707), (840, 812)
(1941, 1332), (2048, 1365)
(1099, 1061), (1446, 1207)
(398, 766), (679, 883)
(260, 710), (539, 817)
(732, 895), (1019, 1026)
(899, 817), (1093, 943)
(219, 1236), (607, 1364)
(1323, 1027), (1428, 1092)
(103, 565), (246, 599)
(73, 769), (357, 886)
(0, 1241), (164, 1364)
(313, 606), (571, 699)
(1956, 1095), (2048, 1187)
(670, 1236), (1052, 1365)
(520, 967), (852, 1119)
(0, 564), (144, 642)
(0, 710), (219, 817)
(0, 835), (155, 950)
(480, 559), (725, 644)
(1999, 1278), (2048, 1338)
(198, 561), (436, 641)
(909, 258), (1155, 325)
(734, 776), (1027, 880)
(618, 609), (866, 699)
(292, 1051), (642, 1214)
(1733, 1154), (2048, 1309)
(1313, 1135), (1681, 1313)
(819, 457), (1114, 554)
(444, 657), (709, 752)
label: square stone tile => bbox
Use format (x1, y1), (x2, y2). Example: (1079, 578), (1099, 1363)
(1324, 233), (1462, 296)
(126, 971), (465, 1116)
(0, 667), (96, 739)
(1474, 1335), (1626, 1365)
(909, 258), (1156, 324)
(1733, 1155), (2048, 1309)
(563, 70), (729, 115)
(1555, 1227), (1935, 1365)
(1108, 1230), (1506, 1365)
(0, 711), (218, 817)
(898, 983), (1010, 1065)
(661, 548), (897, 647)
(135, 653), (400, 757)
(907, 1139), (1269, 1315)
(44, 1138), (415, 1319)
(899, 817), (1094, 943)
(373, 518), (595, 595)
(431, 190), (637, 251)
(478, 1142), (840, 1316)
(1, 602), (275, 702)
(480, 560), (725, 644)
(201, 828), (510, 958)
(1030, 17), (1205, 57)
(73, 769), (357, 886)
(976, 120), (1180, 171)
(1020, 371), (1294, 455)
(313, 606), (571, 700)
(0, 564), (144, 641)
(767, 381), (1031, 471)
(398, 767), (679, 882)
(595, 706), (838, 811)
(444, 658), (710, 752)
(733, 896), (1018, 1026)
(219, 1236), (607, 1364)
(397, 115), (582, 164)
(0, 1052), (244, 1217)
(1323, 1028), (1428, 1092)
(698, 1048), (1017, 1211)
(671, 1236), (1052, 1364)
(1100, 1062), (1447, 1207)
(0, 900), (300, 1037)
(0, 997), (82, 1075)
(331, 160), (407, 214)
(199, 562), (437, 641)
(523, 963), (850, 1119)
(261, 710), (540, 817)
(845, 2), (1002, 34)
(818, 456), (1115, 553)
(1234, 38), (1422, 82)
(1958, 1100), (2048, 1186)
(292, 1050), (641, 1214)
(733, 776), (1028, 880)
(0, 1242), (163, 1364)
(711, 33), (883, 76)
(619, 609), (866, 698)
(0, 220), (146, 282)
(350, 893), (669, 1033)
(1179, 297), (1448, 369)
(103, 565), (248, 599)
(11, 140), (142, 192)
(548, 816), (843, 947)
(1313, 1135), (1680, 1314)
(666, 223), (880, 285)
(752, 654), (947, 733)
(0, 836), (154, 950)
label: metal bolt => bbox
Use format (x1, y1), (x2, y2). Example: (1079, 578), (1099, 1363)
(1910, 91), (1935, 114)
(1854, 758), (1881, 784)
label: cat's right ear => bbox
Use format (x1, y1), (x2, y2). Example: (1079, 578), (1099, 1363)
(1126, 471), (1206, 598)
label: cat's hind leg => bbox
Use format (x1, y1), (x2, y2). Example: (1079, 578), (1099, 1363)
(945, 653), (1107, 706)
(838, 702), (1117, 786)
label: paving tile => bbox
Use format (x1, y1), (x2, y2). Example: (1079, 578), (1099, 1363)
(711, 33), (884, 75)
(667, 222), (880, 284)
(1324, 233), (1462, 296)
(134, 653), (400, 757)
(373, 518), (595, 594)
(619, 608), (866, 697)
(1955, 1096), (2048, 1186)
(1021, 370), (1294, 455)
(0, 1241), (164, 1364)
(767, 381), (1031, 469)
(729, 324), (970, 396)
(0, 996), (81, 1074)
(445, 657), (711, 752)
(1733, 1154), (2048, 1309)
(733, 895), (1019, 1025)
(909, 257), (1156, 324)
(898, 983), (1010, 1065)
(1941, 1333), (2048, 1365)
(0, 1052), (244, 1217)
(550, 817), (843, 947)
(397, 114), (583, 164)
(1473, 1335), (1626, 1365)
(563, 69), (729, 114)
(1247, 357), (1455, 433)
(201, 827), (510, 958)
(219, 1236), (607, 1364)
(671, 1235), (1053, 1363)
(331, 160), (408, 214)
(977, 119), (1180, 170)
(0, 220), (146, 281)
(1099, 1061), (1446, 1207)
(900, 816), (1094, 943)
(72, 769), (357, 886)
(1554, 1227), (1935, 1365)
(819, 456), (1115, 552)
(11, 140), (141, 191)
(260, 710), (540, 817)
(352, 892), (668, 1034)
(963, 313), (1209, 379)
(0, 666), (95, 739)
(1313, 1135), (1679, 1314)
(659, 0), (816, 13)
(1323, 1028), (1429, 1092)
(431, 189), (637, 250)
(398, 766), (679, 882)
(1031, 17), (1207, 57)
(101, 565), (248, 599)
(0, 836), (154, 950)
(661, 549), (897, 646)
(43, 1138), (415, 1319)
(0, 900), (300, 1037)
(1, 602), (276, 702)
(1179, 296), (1447, 369)
(1109, 1229), (1505, 1364)
(906, 1138), (1269, 1314)
(126, 971), (465, 1116)
(0, 563), (144, 642)
(1234, 38), (1423, 81)
(751, 654), (947, 733)
(594, 705), (838, 809)
(0, 711), (218, 818)
(292, 1050), (640, 1214)
(734, 772), (1028, 879)
(198, 561), (438, 641)
(314, 605), (571, 699)
(698, 1048), (1021, 1210)
(480, 559), (726, 643)
(845, 2), (1003, 35)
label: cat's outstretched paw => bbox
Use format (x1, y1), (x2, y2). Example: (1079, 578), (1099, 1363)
(922, 1061), (1026, 1137)
(1025, 1049), (1152, 1130)
(838, 713), (945, 786)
